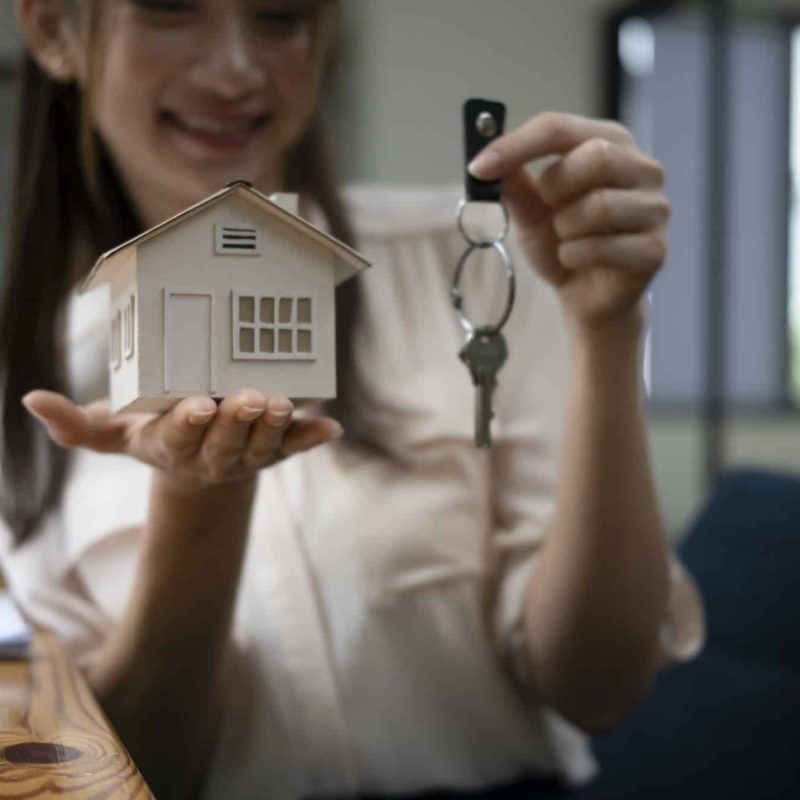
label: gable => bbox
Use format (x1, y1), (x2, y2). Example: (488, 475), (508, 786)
(137, 195), (337, 279)
(80, 183), (369, 293)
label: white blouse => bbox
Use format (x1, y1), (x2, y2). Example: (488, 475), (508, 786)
(0, 185), (703, 800)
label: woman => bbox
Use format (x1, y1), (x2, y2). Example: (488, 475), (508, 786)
(0, 1), (703, 799)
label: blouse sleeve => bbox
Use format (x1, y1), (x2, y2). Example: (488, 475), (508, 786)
(0, 288), (149, 666)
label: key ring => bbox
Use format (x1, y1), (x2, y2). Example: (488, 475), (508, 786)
(456, 198), (510, 247)
(450, 237), (516, 335)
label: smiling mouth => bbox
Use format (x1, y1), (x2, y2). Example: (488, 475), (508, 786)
(160, 110), (271, 152)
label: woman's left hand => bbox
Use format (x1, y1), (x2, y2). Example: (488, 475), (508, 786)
(468, 111), (670, 336)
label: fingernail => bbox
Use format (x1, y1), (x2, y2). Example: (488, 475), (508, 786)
(468, 149), (502, 178)
(237, 405), (265, 423)
(266, 409), (292, 427)
(328, 421), (345, 439)
(188, 409), (216, 426)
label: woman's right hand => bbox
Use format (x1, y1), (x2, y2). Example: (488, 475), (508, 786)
(21, 388), (341, 490)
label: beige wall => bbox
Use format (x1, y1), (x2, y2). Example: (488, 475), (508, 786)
(651, 413), (800, 538)
(331, 0), (618, 184)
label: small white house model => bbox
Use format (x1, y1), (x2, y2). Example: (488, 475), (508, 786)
(80, 181), (370, 413)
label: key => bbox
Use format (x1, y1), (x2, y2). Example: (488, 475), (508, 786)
(459, 326), (508, 448)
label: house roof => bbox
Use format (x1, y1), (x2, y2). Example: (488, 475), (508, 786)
(79, 181), (370, 294)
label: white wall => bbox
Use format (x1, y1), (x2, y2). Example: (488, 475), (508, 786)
(331, 0), (619, 184)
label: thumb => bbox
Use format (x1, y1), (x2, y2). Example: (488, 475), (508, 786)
(497, 168), (569, 288)
(499, 167), (550, 233)
(22, 390), (126, 451)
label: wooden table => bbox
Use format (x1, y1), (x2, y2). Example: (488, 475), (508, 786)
(0, 630), (154, 798)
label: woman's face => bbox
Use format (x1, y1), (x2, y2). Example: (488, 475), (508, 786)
(87, 0), (328, 227)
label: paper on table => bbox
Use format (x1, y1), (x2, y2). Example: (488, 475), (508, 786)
(0, 591), (31, 659)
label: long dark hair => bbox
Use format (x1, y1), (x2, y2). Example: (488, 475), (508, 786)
(0, 3), (360, 546)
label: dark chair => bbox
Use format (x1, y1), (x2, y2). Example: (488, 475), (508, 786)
(573, 468), (800, 799)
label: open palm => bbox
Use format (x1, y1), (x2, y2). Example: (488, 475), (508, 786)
(23, 388), (342, 488)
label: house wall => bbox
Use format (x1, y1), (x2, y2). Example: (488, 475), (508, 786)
(136, 195), (337, 409)
(108, 252), (139, 412)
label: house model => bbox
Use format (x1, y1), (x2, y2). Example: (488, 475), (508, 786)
(80, 181), (370, 413)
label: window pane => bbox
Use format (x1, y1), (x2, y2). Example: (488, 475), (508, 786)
(127, 295), (135, 357)
(278, 329), (292, 353)
(239, 327), (255, 353)
(297, 298), (312, 324)
(260, 328), (275, 353)
(279, 298), (293, 323)
(297, 329), (312, 353)
(260, 297), (274, 323)
(625, 18), (791, 407)
(239, 296), (255, 323)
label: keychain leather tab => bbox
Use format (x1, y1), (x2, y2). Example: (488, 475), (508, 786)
(463, 98), (506, 203)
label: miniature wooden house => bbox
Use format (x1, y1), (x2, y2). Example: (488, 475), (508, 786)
(80, 181), (369, 413)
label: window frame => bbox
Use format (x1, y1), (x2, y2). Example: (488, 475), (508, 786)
(122, 294), (135, 359)
(232, 290), (317, 361)
(110, 309), (122, 370)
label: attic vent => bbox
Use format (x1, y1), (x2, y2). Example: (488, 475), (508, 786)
(215, 224), (260, 255)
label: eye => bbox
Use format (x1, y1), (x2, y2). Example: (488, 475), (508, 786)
(129, 0), (198, 14)
(254, 4), (315, 36)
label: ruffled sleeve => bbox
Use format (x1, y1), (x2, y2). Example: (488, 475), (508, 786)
(0, 288), (149, 664)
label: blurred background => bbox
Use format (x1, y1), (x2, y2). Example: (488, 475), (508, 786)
(1, 2), (799, 796)
(1, 1), (798, 539)
(332, 0), (800, 541)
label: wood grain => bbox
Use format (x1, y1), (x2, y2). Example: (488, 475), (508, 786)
(0, 630), (154, 798)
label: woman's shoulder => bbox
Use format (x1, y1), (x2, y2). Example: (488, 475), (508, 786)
(343, 183), (463, 240)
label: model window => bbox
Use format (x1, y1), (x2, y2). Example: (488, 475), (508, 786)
(122, 295), (135, 359)
(110, 310), (121, 369)
(215, 224), (260, 255)
(233, 293), (314, 360)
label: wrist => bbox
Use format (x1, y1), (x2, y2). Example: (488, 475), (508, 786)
(565, 303), (648, 400)
(565, 300), (647, 357)
(153, 469), (258, 503)
(147, 470), (257, 556)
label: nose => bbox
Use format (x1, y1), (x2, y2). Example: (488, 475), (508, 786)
(189, 14), (266, 99)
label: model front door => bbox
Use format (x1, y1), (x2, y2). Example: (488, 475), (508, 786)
(164, 290), (214, 394)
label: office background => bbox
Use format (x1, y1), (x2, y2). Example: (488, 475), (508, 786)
(1, 0), (798, 538)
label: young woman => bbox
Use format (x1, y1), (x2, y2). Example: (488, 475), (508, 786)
(0, 1), (703, 799)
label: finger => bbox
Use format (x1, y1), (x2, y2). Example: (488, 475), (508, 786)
(536, 139), (664, 208)
(147, 395), (218, 466)
(553, 189), (671, 240)
(22, 390), (127, 450)
(279, 417), (344, 459)
(558, 232), (667, 274)
(501, 168), (551, 231)
(468, 111), (635, 180)
(241, 395), (294, 469)
(200, 389), (267, 474)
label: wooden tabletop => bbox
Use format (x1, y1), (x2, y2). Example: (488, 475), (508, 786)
(0, 630), (154, 799)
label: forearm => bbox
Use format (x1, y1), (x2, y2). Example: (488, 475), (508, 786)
(522, 308), (669, 732)
(87, 471), (256, 799)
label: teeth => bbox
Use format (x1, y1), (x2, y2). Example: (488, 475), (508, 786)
(176, 114), (258, 135)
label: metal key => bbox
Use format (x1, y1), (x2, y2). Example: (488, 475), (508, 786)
(459, 325), (508, 448)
